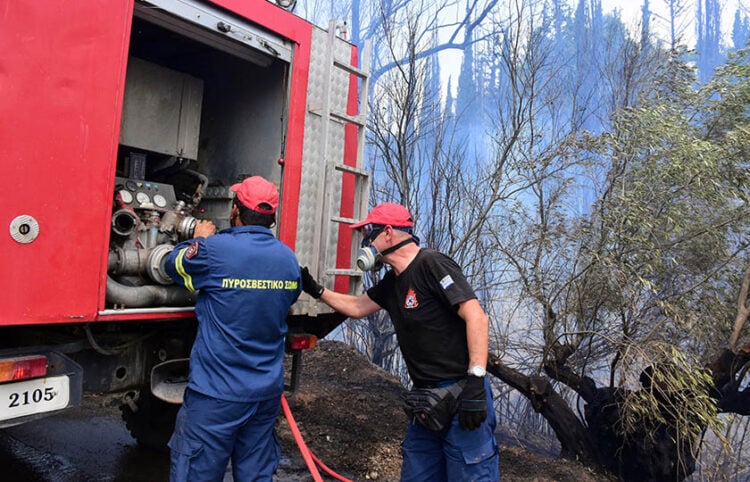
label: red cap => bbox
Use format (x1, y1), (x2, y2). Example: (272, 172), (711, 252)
(230, 176), (279, 215)
(350, 202), (414, 230)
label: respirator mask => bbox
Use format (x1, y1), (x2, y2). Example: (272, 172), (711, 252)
(356, 245), (383, 272)
(355, 224), (419, 271)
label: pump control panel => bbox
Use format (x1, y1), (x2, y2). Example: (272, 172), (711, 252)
(114, 177), (178, 210)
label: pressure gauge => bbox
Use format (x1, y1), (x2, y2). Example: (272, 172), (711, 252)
(118, 190), (134, 204)
(153, 194), (167, 208)
(136, 192), (151, 205)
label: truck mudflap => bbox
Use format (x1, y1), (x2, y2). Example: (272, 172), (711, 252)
(150, 358), (189, 404)
(150, 315), (346, 404)
(0, 351), (83, 428)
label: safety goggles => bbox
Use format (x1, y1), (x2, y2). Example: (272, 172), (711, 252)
(359, 224), (385, 246)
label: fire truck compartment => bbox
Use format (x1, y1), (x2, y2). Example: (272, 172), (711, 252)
(105, 6), (294, 311)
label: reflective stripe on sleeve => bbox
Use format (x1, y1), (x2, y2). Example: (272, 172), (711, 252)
(175, 247), (195, 292)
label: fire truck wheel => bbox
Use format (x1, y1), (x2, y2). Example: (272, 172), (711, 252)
(120, 388), (179, 451)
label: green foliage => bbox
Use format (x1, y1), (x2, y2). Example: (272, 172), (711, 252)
(618, 344), (727, 450)
(574, 47), (750, 360)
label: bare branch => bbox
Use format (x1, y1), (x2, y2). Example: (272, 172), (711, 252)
(730, 262), (750, 350)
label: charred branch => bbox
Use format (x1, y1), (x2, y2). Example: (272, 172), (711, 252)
(729, 263), (750, 350)
(543, 356), (598, 403)
(716, 385), (750, 414)
(708, 343), (750, 415)
(487, 352), (598, 465)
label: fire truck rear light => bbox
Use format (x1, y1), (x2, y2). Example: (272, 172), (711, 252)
(0, 356), (48, 383)
(288, 335), (317, 350)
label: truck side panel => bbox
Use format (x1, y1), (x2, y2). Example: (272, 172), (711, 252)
(0, 1), (133, 324)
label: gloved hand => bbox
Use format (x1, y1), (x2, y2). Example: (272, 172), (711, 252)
(458, 375), (487, 431)
(300, 266), (324, 299)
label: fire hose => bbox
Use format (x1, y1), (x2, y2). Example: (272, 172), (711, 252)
(281, 394), (353, 482)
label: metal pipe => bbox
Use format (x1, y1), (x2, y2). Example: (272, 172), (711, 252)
(111, 209), (139, 237)
(108, 245), (175, 285)
(105, 275), (196, 308)
(160, 210), (197, 240)
(184, 169), (209, 206)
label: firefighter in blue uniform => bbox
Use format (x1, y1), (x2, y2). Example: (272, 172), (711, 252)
(301, 202), (500, 481)
(165, 176), (302, 482)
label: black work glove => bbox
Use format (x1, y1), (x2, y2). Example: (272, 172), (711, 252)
(459, 376), (487, 431)
(300, 266), (324, 299)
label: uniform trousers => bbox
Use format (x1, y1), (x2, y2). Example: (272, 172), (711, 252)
(169, 388), (281, 482)
(400, 378), (500, 481)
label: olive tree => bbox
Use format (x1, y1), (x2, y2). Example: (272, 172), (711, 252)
(487, 47), (750, 480)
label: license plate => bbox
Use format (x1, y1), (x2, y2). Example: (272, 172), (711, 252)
(0, 376), (70, 421)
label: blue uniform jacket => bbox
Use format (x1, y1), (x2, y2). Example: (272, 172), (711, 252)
(165, 225), (302, 402)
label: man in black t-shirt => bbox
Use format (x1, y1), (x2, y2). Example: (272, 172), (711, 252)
(301, 202), (500, 481)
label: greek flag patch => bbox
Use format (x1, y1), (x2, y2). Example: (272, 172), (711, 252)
(439, 275), (454, 289)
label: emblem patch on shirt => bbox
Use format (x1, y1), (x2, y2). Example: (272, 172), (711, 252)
(404, 287), (419, 309)
(185, 241), (200, 259)
(439, 275), (454, 290)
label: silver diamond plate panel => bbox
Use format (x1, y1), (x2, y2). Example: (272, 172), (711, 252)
(295, 26), (359, 290)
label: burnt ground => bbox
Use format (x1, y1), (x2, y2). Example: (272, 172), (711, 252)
(278, 340), (611, 481)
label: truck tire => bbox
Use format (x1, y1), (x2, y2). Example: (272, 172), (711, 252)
(120, 389), (179, 451)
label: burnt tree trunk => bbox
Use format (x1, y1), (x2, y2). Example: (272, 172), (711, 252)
(489, 341), (750, 481)
(486, 353), (599, 466)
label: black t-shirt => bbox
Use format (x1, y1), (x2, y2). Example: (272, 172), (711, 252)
(367, 248), (477, 387)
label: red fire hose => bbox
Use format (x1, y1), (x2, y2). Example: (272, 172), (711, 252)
(280, 394), (353, 482)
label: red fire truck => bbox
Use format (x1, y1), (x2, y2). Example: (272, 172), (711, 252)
(0, 0), (369, 447)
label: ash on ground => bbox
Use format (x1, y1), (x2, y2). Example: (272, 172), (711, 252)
(277, 340), (610, 482)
